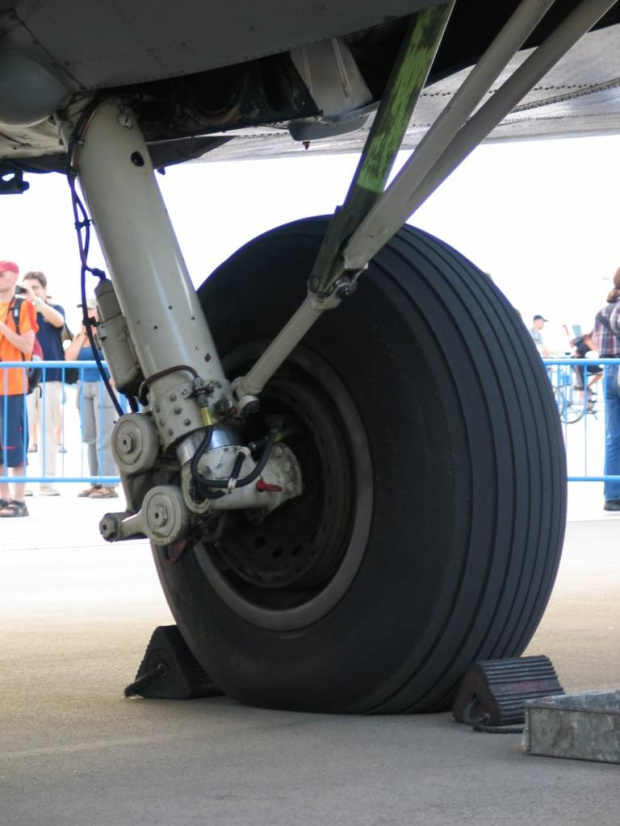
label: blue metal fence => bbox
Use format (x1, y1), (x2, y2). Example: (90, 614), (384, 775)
(0, 360), (122, 486)
(544, 357), (620, 484)
(2, 356), (619, 487)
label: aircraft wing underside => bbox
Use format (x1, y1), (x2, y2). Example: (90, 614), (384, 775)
(0, 1), (619, 171)
(197, 26), (620, 162)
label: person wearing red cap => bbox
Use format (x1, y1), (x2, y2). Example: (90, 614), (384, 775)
(0, 260), (38, 517)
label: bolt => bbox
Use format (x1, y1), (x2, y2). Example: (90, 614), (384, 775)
(174, 407), (182, 415)
(284, 462), (292, 473)
(183, 418), (191, 426)
(181, 388), (190, 398)
(168, 428), (174, 436)
(336, 282), (354, 299)
(119, 434), (135, 454)
(151, 506), (168, 527)
(286, 482), (296, 493)
(274, 445), (284, 458)
(117, 111), (133, 128)
(159, 418), (165, 426)
(99, 515), (119, 541)
(214, 398), (230, 417)
(155, 406), (160, 413)
(170, 394), (177, 402)
(239, 396), (260, 417)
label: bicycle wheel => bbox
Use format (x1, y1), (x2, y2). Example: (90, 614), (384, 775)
(555, 382), (585, 424)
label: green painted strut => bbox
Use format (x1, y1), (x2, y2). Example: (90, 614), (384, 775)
(311, 1), (454, 294)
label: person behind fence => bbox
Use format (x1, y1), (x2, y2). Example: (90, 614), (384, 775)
(529, 314), (549, 357)
(64, 299), (119, 498)
(0, 260), (37, 518)
(593, 266), (620, 512)
(571, 330), (603, 408)
(21, 271), (66, 496)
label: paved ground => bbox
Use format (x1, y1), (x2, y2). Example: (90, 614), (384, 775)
(1, 486), (619, 825)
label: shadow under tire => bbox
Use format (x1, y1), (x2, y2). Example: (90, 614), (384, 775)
(152, 217), (566, 714)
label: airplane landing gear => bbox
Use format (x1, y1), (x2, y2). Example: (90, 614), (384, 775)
(151, 218), (566, 713)
(57, 0), (611, 713)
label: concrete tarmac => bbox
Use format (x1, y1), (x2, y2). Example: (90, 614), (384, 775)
(1, 486), (619, 826)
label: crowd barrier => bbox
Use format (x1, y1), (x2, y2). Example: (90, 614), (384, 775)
(0, 360), (122, 486)
(544, 357), (620, 484)
(2, 357), (620, 487)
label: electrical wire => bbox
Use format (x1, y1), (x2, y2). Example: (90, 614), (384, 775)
(64, 94), (127, 417)
(190, 420), (282, 495)
(137, 365), (199, 407)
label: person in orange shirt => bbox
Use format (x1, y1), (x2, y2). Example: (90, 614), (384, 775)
(0, 260), (38, 517)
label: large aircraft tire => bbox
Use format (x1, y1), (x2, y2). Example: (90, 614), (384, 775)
(152, 217), (566, 713)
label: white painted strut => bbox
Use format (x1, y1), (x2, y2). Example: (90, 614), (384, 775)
(59, 100), (229, 395)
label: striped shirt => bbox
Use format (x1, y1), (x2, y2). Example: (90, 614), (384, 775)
(593, 300), (620, 357)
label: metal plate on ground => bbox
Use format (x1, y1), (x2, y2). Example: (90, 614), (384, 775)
(523, 690), (620, 764)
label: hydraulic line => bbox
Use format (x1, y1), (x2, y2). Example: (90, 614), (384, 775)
(190, 421), (281, 494)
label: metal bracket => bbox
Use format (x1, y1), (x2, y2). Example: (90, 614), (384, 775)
(0, 168), (30, 194)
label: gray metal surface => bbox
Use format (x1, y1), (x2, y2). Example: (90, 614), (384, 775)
(1, 0), (437, 88)
(524, 690), (620, 764)
(203, 24), (620, 162)
(0, 6), (620, 164)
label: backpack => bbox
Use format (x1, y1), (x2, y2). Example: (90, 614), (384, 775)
(11, 296), (43, 395)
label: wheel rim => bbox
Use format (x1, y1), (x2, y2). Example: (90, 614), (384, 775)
(193, 343), (374, 631)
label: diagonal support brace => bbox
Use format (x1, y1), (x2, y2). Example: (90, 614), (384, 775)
(310, 2), (455, 296)
(233, 0), (616, 407)
(232, 4), (454, 403)
(343, 0), (618, 270)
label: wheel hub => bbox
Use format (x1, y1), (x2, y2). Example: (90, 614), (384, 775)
(209, 373), (354, 589)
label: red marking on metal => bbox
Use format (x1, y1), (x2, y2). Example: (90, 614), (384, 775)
(255, 480), (282, 493)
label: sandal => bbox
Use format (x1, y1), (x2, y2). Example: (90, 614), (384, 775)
(78, 484), (102, 498)
(88, 486), (118, 499)
(0, 500), (29, 518)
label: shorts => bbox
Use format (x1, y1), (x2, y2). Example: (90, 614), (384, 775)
(0, 395), (28, 468)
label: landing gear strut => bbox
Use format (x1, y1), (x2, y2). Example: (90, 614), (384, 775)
(54, 0), (618, 712)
